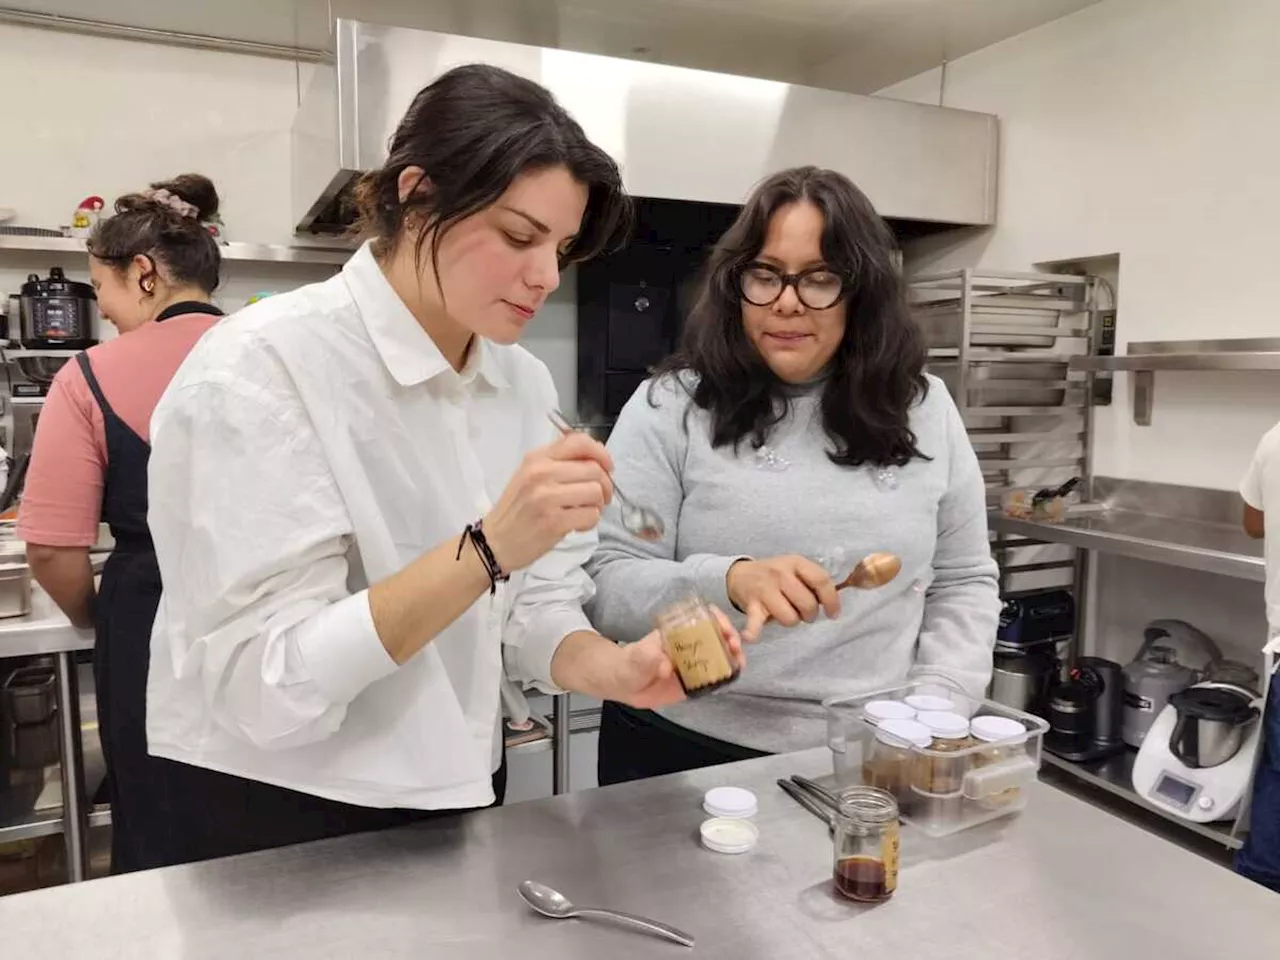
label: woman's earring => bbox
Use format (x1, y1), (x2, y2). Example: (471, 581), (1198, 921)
(142, 279), (155, 295)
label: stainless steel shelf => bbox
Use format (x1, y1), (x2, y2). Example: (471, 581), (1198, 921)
(969, 324), (1088, 338)
(1068, 338), (1280, 425)
(910, 268), (1094, 287)
(963, 405), (1087, 417)
(3, 348), (80, 358)
(0, 803), (111, 843)
(988, 508), (1265, 582)
(1000, 559), (1076, 574)
(1041, 751), (1242, 850)
(977, 457), (1084, 469)
(967, 352), (1085, 363)
(1072, 353), (1280, 372)
(0, 234), (352, 266)
(970, 430), (1086, 443)
(1070, 337), (1280, 373)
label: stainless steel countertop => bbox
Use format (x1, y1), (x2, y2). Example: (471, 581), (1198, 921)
(0, 749), (1275, 958)
(0, 584), (92, 658)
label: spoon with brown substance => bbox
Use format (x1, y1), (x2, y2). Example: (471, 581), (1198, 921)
(837, 552), (902, 591)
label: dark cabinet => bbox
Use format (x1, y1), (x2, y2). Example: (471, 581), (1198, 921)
(576, 197), (740, 429)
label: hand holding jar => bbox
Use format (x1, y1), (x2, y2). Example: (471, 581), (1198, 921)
(623, 603), (745, 707)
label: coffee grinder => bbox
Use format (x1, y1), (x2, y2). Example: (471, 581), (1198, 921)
(1045, 656), (1126, 762)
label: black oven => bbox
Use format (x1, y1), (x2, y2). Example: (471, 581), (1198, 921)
(576, 197), (741, 434)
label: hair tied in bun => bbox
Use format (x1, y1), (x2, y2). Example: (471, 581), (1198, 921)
(144, 187), (200, 219)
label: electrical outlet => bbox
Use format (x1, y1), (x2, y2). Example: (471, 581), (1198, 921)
(1093, 309), (1117, 405)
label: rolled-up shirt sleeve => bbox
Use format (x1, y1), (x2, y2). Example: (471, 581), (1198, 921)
(148, 364), (397, 751)
(503, 528), (597, 694)
(501, 366), (598, 693)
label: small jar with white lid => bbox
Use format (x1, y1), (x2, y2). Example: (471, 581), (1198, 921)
(910, 711), (973, 828)
(862, 718), (931, 808)
(966, 715), (1031, 810)
(863, 700), (916, 725)
(904, 693), (954, 714)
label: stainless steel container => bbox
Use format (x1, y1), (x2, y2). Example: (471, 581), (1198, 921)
(1167, 683), (1259, 769)
(930, 360), (1071, 408)
(11, 715), (59, 768)
(3, 664), (56, 725)
(912, 293), (1080, 350)
(989, 647), (1056, 714)
(0, 561), (32, 619)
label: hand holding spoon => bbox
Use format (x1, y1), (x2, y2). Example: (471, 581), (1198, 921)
(744, 552), (903, 638)
(546, 410), (665, 542)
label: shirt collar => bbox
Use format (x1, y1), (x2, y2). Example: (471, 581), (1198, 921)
(342, 241), (508, 391)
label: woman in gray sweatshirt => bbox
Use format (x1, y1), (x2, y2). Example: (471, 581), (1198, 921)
(586, 166), (999, 784)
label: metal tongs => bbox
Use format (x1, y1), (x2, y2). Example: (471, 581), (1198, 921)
(777, 774), (842, 830)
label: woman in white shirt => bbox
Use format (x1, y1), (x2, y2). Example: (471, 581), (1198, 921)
(142, 64), (741, 867)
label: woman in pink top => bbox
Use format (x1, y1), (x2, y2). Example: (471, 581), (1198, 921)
(19, 174), (223, 873)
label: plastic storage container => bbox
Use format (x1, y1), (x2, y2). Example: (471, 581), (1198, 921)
(825, 680), (1048, 838)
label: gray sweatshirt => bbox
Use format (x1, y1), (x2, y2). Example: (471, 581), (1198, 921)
(585, 373), (999, 753)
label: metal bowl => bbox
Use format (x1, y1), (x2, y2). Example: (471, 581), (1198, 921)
(15, 355), (70, 386)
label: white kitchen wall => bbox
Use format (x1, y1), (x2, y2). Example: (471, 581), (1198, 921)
(0, 24), (306, 244)
(876, 0), (1280, 492)
(0, 21), (581, 404)
(872, 0), (1278, 665)
(0, 20), (324, 331)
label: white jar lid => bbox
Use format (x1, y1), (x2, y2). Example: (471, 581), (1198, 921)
(703, 786), (758, 819)
(916, 711), (971, 739)
(970, 715), (1028, 744)
(864, 700), (916, 724)
(905, 694), (955, 712)
(876, 718), (933, 749)
(700, 817), (759, 854)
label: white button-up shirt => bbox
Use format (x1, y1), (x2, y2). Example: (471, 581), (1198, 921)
(146, 242), (594, 810)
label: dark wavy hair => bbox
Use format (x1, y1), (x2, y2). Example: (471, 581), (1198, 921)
(652, 166), (928, 467)
(87, 173), (221, 294)
(354, 64), (633, 280)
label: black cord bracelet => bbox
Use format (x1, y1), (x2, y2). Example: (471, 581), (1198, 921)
(457, 519), (509, 596)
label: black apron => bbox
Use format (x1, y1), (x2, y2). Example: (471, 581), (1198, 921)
(85, 303), (506, 871)
(83, 301), (223, 873)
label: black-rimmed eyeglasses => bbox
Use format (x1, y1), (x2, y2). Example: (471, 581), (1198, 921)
(737, 263), (850, 310)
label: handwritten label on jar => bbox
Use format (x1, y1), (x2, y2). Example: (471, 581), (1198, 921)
(665, 619), (733, 691)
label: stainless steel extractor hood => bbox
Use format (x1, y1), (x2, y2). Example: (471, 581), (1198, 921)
(293, 20), (999, 235)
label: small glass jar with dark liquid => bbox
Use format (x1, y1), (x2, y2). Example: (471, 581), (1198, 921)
(654, 597), (739, 698)
(832, 786), (900, 903)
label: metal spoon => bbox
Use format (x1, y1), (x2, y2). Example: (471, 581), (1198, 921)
(517, 880), (695, 948)
(546, 410), (666, 542)
(836, 552), (902, 591)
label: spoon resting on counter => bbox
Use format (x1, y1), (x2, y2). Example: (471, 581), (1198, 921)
(517, 880), (695, 947)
